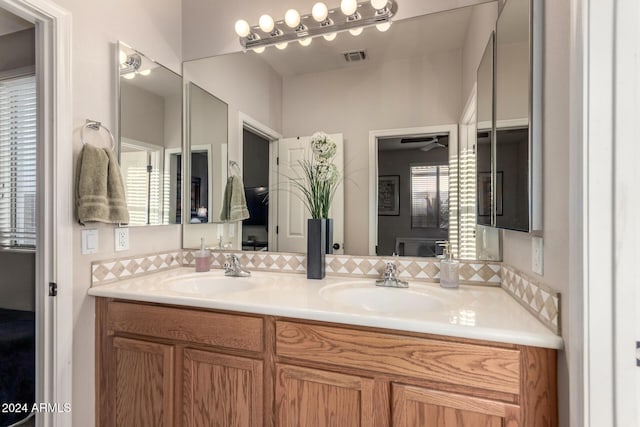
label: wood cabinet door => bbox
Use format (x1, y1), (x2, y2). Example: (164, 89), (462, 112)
(392, 384), (520, 427)
(275, 364), (376, 427)
(183, 348), (263, 427)
(113, 337), (174, 427)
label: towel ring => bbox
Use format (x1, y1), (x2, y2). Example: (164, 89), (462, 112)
(229, 160), (241, 176)
(81, 119), (115, 150)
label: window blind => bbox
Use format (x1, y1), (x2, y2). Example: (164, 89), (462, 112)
(0, 74), (37, 249)
(411, 165), (449, 229)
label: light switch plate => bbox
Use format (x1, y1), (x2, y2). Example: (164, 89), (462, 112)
(114, 227), (130, 252)
(81, 229), (98, 255)
(532, 236), (544, 275)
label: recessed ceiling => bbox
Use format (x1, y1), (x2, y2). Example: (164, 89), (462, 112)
(0, 8), (32, 37)
(253, 6), (473, 77)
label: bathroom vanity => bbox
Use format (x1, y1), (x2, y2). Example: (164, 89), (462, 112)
(91, 269), (559, 427)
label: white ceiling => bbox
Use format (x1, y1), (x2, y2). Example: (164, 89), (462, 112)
(255, 7), (473, 77)
(0, 8), (32, 37)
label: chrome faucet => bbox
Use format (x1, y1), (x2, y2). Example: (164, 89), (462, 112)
(376, 262), (408, 288)
(223, 254), (251, 277)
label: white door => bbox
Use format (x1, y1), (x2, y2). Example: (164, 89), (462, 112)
(277, 134), (344, 254)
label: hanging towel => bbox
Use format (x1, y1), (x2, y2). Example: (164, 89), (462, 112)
(220, 175), (250, 222)
(76, 144), (130, 224)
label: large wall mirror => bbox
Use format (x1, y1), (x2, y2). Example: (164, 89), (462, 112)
(493, 0), (542, 232)
(117, 42), (182, 226)
(181, 1), (541, 259)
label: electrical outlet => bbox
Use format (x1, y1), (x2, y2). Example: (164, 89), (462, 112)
(81, 229), (98, 255)
(532, 236), (544, 275)
(114, 227), (130, 252)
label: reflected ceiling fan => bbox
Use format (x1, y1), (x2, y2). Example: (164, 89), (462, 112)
(400, 136), (447, 152)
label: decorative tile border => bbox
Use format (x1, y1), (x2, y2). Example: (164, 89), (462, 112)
(325, 254), (501, 285)
(183, 250), (307, 274)
(91, 250), (182, 286)
(500, 265), (560, 334)
(182, 250), (501, 285)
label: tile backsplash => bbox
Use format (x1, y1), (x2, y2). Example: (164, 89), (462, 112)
(500, 265), (560, 334)
(90, 249), (558, 335)
(181, 250), (501, 285)
(91, 250), (182, 286)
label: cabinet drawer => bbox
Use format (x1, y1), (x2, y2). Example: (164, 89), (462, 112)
(107, 301), (263, 352)
(276, 321), (521, 395)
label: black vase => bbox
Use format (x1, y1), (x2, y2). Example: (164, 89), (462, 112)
(325, 218), (333, 254)
(307, 218), (326, 279)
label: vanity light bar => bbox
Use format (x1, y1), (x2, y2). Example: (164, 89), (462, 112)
(236, 0), (397, 51)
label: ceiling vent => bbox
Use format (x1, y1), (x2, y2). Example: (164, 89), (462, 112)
(343, 50), (367, 62)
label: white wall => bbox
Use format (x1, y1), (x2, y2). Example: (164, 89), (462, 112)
(52, 0), (182, 425)
(283, 50), (462, 255)
(120, 82), (165, 145)
(500, 1), (572, 426)
(181, 0), (496, 60)
(0, 251), (35, 311)
(184, 52), (283, 160)
(0, 27), (34, 71)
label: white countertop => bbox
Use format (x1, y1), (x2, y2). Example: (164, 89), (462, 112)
(87, 267), (563, 350)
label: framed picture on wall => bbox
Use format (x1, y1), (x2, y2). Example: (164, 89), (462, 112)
(378, 175), (400, 216)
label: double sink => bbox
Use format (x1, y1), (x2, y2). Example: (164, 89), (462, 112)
(166, 271), (450, 315)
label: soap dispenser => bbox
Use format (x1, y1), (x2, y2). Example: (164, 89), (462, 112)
(437, 240), (459, 288)
(195, 238), (211, 272)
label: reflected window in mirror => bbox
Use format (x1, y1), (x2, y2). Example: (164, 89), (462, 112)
(118, 42), (182, 226)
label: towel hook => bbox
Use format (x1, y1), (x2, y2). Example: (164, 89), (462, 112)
(81, 119), (115, 150)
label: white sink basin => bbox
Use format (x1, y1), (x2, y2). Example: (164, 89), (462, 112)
(319, 281), (447, 314)
(166, 273), (258, 294)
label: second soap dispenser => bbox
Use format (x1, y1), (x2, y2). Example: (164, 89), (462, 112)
(437, 240), (459, 288)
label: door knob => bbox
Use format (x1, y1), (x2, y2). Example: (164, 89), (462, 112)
(333, 243), (340, 250)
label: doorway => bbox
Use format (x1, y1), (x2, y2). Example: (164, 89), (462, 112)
(241, 128), (270, 251)
(0, 11), (37, 426)
(369, 125), (459, 257)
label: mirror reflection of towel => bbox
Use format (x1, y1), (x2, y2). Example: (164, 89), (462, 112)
(220, 175), (249, 222)
(76, 144), (129, 224)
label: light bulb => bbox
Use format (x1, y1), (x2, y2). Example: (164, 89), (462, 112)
(312, 2), (329, 22)
(122, 73), (135, 80)
(259, 14), (275, 33)
(118, 50), (127, 65)
(323, 32), (337, 41)
(371, 0), (388, 10)
(234, 19), (251, 37)
(349, 27), (364, 36)
(284, 9), (300, 28)
(340, 0), (358, 16)
(299, 37), (312, 47)
(275, 42), (288, 50)
(253, 46), (266, 54)
(138, 69), (151, 76)
(376, 21), (391, 32)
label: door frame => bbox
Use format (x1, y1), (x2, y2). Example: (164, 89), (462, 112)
(0, 0), (73, 426)
(368, 124), (458, 256)
(237, 112), (281, 251)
